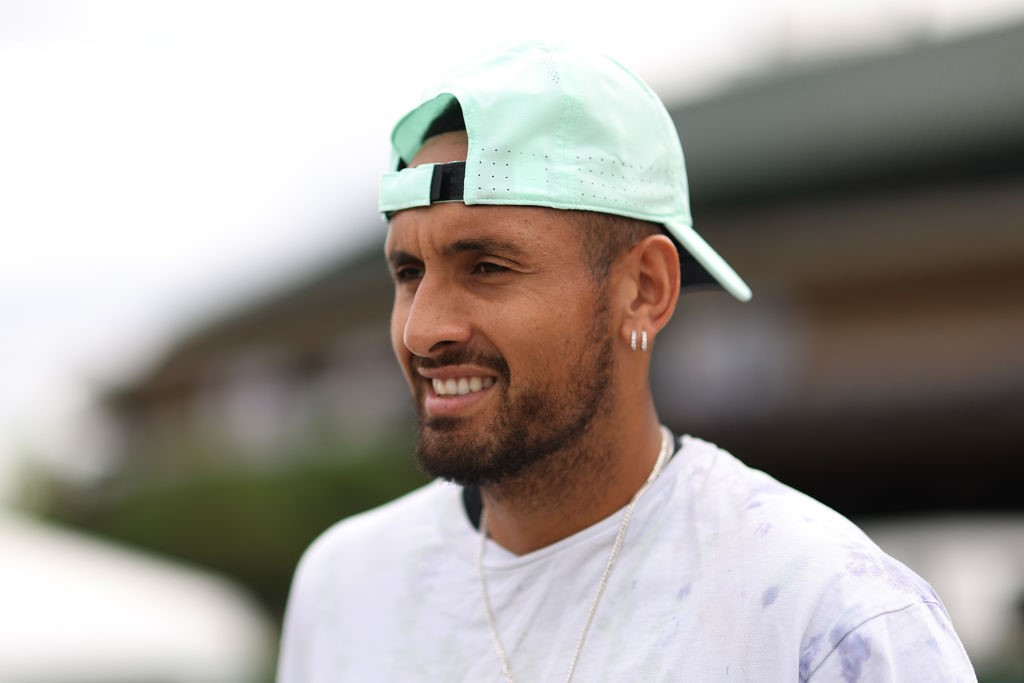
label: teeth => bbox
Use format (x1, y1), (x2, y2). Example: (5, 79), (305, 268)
(431, 376), (495, 396)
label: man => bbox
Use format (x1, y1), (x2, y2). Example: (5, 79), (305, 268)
(278, 42), (975, 681)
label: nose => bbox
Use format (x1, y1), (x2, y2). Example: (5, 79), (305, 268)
(402, 273), (472, 357)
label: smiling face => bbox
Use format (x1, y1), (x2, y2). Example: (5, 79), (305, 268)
(385, 132), (617, 487)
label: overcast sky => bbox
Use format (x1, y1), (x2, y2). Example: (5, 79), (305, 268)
(2, 0), (1023, 496)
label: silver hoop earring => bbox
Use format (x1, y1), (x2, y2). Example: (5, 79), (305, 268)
(641, 330), (648, 352)
(630, 330), (637, 351)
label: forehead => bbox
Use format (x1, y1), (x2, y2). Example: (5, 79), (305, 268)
(386, 201), (582, 264)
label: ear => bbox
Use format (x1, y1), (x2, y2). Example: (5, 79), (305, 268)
(614, 234), (681, 349)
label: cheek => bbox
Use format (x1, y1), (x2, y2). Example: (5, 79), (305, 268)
(540, 291), (607, 363)
(503, 305), (581, 373)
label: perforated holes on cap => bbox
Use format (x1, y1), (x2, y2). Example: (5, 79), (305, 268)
(543, 58), (560, 85)
(581, 155), (650, 210)
(481, 148), (516, 195)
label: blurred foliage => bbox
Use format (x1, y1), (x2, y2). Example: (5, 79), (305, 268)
(33, 435), (429, 625)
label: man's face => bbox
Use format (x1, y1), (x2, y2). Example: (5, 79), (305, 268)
(385, 132), (616, 486)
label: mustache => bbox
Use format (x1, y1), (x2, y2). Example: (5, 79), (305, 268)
(413, 349), (510, 384)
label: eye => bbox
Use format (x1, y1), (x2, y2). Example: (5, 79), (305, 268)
(392, 265), (423, 283)
(474, 261), (509, 275)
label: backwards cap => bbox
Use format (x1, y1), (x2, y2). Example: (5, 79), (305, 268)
(379, 41), (751, 302)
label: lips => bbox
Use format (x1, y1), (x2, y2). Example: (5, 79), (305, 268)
(415, 366), (498, 417)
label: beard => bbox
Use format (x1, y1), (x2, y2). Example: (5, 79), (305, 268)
(411, 299), (614, 488)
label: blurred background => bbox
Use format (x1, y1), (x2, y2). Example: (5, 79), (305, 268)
(2, 1), (1023, 681)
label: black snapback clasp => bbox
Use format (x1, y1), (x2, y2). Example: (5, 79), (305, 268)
(429, 161), (466, 203)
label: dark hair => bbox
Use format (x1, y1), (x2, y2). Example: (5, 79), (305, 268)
(571, 212), (663, 280)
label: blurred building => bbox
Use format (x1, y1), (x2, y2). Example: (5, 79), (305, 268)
(105, 246), (408, 468)
(104, 20), (1024, 517)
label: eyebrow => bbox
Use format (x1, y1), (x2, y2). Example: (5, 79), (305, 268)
(441, 238), (528, 260)
(387, 237), (529, 269)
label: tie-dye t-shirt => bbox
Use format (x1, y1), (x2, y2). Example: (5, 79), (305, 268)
(278, 435), (976, 682)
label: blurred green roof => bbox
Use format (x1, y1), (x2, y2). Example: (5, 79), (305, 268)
(675, 20), (1024, 206)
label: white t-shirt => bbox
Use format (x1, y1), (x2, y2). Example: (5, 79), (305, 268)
(278, 436), (976, 682)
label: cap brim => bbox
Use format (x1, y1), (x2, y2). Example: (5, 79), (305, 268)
(665, 220), (752, 302)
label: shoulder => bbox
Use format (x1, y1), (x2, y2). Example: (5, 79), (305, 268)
(677, 435), (886, 545)
(277, 479), (467, 681)
(676, 435), (939, 605)
(292, 478), (460, 583)
(673, 435), (877, 554)
(671, 436), (976, 680)
(282, 478), (465, 614)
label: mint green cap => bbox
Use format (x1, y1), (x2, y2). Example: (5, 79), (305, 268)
(379, 41), (751, 302)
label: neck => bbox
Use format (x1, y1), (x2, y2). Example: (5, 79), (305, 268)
(479, 404), (665, 555)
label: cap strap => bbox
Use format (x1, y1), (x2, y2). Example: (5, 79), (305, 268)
(431, 161), (465, 202)
(379, 161), (466, 214)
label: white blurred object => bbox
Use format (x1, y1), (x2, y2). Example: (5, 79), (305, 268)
(0, 509), (274, 682)
(863, 515), (1024, 670)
